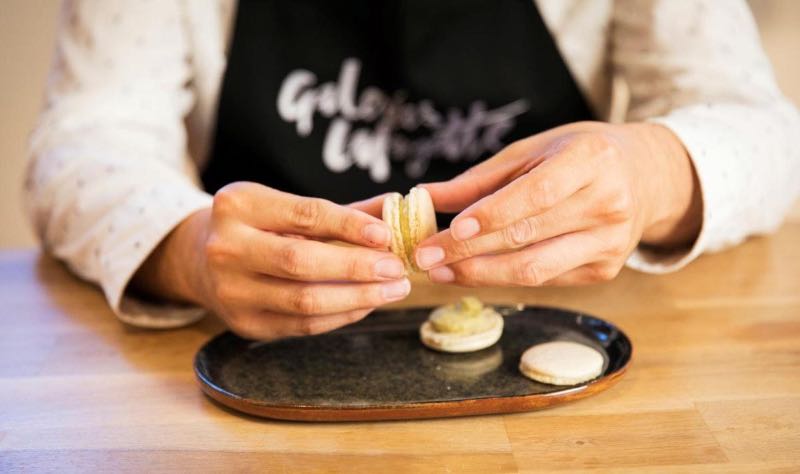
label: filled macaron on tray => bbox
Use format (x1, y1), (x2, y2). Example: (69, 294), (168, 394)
(195, 304), (632, 421)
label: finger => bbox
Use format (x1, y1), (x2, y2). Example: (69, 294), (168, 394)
(427, 231), (606, 287)
(347, 193), (393, 218)
(239, 230), (405, 282)
(221, 275), (411, 316)
(448, 140), (604, 241)
(415, 186), (598, 270)
(214, 183), (391, 247)
(420, 159), (527, 213)
(419, 130), (567, 213)
(231, 308), (374, 341)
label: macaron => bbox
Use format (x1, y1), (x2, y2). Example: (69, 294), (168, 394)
(518, 341), (605, 386)
(420, 297), (504, 353)
(382, 187), (437, 272)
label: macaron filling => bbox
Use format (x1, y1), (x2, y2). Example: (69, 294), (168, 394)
(430, 296), (496, 335)
(398, 193), (414, 268)
(383, 187), (436, 272)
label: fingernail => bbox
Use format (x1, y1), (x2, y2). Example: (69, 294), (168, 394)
(429, 266), (455, 283)
(416, 246), (445, 269)
(452, 217), (480, 240)
(374, 258), (405, 279)
(363, 223), (390, 245)
(382, 278), (411, 300)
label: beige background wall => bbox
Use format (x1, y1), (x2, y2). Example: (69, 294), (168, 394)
(0, 1), (798, 249)
(0, 0), (58, 249)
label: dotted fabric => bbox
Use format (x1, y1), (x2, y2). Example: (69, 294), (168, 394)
(25, 0), (800, 328)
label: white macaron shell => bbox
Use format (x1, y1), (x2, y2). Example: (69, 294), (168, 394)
(519, 341), (605, 385)
(408, 187), (436, 244)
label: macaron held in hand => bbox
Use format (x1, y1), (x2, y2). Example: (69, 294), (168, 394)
(134, 182), (411, 341)
(382, 187), (437, 272)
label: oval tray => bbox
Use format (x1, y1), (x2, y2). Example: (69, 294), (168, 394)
(195, 305), (632, 421)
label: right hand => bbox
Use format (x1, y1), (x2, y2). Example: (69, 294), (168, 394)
(135, 182), (409, 340)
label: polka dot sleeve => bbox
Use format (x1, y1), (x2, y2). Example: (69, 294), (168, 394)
(25, 0), (213, 328)
(612, 0), (800, 273)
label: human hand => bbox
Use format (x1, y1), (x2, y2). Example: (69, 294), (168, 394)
(135, 182), (409, 340)
(413, 121), (701, 286)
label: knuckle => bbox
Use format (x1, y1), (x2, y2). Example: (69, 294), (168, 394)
(602, 189), (636, 223)
(613, 244), (628, 258)
(340, 211), (363, 237)
(451, 269), (478, 288)
(290, 198), (325, 231)
(603, 264), (622, 281)
(588, 132), (618, 156)
(345, 256), (364, 280)
(226, 312), (253, 338)
(212, 184), (245, 216)
(502, 218), (537, 247)
(230, 313), (276, 341)
(204, 236), (232, 266)
(528, 178), (559, 211)
(277, 242), (310, 278)
(447, 261), (478, 287)
(295, 317), (321, 336)
(572, 132), (617, 169)
(449, 237), (476, 260)
(493, 204), (517, 228)
(516, 260), (545, 287)
(589, 264), (621, 282)
(603, 237), (630, 259)
(291, 286), (321, 315)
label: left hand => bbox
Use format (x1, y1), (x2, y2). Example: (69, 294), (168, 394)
(414, 121), (702, 287)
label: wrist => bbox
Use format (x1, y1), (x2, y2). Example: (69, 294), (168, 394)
(626, 122), (702, 248)
(131, 208), (211, 306)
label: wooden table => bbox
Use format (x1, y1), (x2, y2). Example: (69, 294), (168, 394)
(1, 223), (799, 472)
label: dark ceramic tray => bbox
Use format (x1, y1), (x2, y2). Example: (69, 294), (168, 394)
(195, 306), (632, 421)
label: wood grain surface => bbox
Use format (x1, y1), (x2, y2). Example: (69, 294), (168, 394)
(1, 221), (799, 472)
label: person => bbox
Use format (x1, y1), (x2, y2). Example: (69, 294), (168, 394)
(26, 0), (800, 340)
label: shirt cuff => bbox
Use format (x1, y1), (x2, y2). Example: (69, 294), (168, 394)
(626, 108), (731, 274)
(100, 183), (213, 328)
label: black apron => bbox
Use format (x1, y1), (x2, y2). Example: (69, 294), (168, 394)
(203, 0), (593, 210)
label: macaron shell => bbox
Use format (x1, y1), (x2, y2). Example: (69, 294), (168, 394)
(407, 187), (437, 247)
(419, 312), (504, 353)
(518, 341), (604, 386)
(518, 365), (594, 386)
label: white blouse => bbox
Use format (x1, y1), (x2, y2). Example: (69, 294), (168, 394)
(25, 0), (800, 328)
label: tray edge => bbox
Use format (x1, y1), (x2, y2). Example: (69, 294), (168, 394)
(195, 357), (630, 422)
